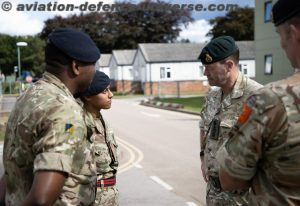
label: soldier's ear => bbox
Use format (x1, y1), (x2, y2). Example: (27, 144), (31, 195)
(289, 24), (300, 41)
(225, 59), (234, 72)
(71, 60), (80, 76)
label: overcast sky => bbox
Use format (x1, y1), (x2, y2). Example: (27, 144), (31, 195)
(0, 0), (255, 42)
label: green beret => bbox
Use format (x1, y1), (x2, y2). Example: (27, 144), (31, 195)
(272, 0), (300, 26)
(199, 36), (238, 65)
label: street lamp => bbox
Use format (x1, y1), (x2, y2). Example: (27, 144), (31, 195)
(16, 42), (28, 80)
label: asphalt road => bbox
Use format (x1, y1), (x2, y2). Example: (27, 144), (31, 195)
(0, 96), (207, 206)
(102, 98), (206, 206)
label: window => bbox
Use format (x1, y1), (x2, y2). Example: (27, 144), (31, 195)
(199, 65), (204, 76)
(166, 67), (171, 78)
(160, 67), (171, 79)
(264, 1), (272, 22)
(239, 64), (248, 75)
(265, 55), (273, 75)
(128, 68), (133, 78)
(160, 67), (165, 79)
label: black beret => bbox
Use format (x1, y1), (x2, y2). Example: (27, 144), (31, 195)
(81, 70), (110, 97)
(272, 0), (300, 26)
(48, 28), (100, 63)
(199, 36), (238, 65)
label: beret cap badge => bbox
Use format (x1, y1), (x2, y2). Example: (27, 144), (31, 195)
(205, 53), (213, 63)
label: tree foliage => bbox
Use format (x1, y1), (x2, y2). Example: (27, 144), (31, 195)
(207, 7), (254, 40)
(40, 1), (193, 53)
(0, 1), (192, 76)
(0, 34), (45, 76)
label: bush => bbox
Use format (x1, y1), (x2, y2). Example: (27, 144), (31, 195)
(2, 82), (21, 94)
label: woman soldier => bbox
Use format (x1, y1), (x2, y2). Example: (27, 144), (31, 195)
(79, 70), (119, 206)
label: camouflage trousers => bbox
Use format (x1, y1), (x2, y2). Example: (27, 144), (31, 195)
(95, 186), (119, 206)
(206, 178), (248, 206)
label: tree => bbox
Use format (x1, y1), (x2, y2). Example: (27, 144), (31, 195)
(40, 1), (193, 53)
(207, 7), (254, 40)
(0, 34), (45, 76)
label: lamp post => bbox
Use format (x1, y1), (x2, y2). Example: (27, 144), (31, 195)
(16, 42), (28, 80)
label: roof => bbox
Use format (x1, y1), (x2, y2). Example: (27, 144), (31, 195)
(138, 41), (254, 63)
(97, 54), (111, 67)
(112, 50), (136, 65)
(236, 41), (254, 60)
(138, 43), (204, 63)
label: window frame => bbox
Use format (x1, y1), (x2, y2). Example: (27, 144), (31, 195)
(264, 1), (272, 23)
(264, 54), (273, 75)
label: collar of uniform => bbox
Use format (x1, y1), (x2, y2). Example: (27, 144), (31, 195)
(82, 107), (95, 129)
(230, 72), (245, 99)
(221, 72), (245, 109)
(42, 71), (74, 98)
(94, 116), (105, 135)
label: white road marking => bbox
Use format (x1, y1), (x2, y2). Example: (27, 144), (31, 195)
(134, 164), (143, 168)
(117, 137), (144, 173)
(150, 176), (173, 191)
(186, 202), (198, 206)
(141, 112), (160, 118)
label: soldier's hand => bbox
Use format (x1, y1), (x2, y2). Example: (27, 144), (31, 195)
(200, 156), (208, 182)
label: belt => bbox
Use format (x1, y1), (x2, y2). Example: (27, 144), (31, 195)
(97, 176), (116, 188)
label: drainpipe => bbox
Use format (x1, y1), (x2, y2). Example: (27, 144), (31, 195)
(149, 63), (152, 96)
(121, 65), (125, 95)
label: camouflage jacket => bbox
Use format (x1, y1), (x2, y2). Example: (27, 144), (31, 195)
(84, 112), (119, 206)
(200, 72), (262, 177)
(3, 72), (97, 206)
(217, 71), (300, 205)
(92, 114), (118, 180)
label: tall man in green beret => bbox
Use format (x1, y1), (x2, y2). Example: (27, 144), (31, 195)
(0, 28), (99, 205)
(199, 36), (262, 206)
(217, 0), (300, 205)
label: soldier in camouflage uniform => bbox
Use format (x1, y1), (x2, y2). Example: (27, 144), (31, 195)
(0, 28), (100, 205)
(217, 0), (300, 205)
(79, 71), (119, 206)
(199, 36), (262, 206)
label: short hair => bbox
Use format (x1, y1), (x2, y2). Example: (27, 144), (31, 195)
(286, 12), (300, 26)
(220, 49), (240, 65)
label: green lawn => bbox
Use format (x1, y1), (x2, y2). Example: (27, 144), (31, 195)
(159, 96), (206, 113)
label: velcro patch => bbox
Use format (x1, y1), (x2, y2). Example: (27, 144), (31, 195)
(247, 95), (257, 106)
(238, 104), (252, 124)
(65, 123), (74, 134)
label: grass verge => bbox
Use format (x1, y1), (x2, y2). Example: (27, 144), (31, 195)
(159, 96), (205, 113)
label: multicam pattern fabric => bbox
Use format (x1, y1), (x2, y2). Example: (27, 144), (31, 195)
(199, 72), (262, 206)
(90, 114), (119, 206)
(217, 71), (300, 206)
(3, 72), (97, 206)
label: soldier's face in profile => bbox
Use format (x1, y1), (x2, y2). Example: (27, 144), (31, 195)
(85, 85), (113, 110)
(276, 23), (298, 68)
(204, 62), (229, 87)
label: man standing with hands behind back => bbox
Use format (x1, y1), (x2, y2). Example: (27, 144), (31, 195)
(199, 36), (262, 205)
